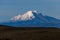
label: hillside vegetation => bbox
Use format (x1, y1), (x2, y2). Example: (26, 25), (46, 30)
(0, 25), (60, 40)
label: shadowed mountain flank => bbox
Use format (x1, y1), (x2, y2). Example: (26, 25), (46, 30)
(1, 10), (60, 27)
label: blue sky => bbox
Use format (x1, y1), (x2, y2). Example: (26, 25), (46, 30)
(0, 0), (60, 22)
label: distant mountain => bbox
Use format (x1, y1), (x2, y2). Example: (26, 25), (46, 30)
(1, 10), (60, 27)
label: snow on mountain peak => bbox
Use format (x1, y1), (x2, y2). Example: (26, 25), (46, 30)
(33, 10), (38, 13)
(10, 11), (36, 21)
(3, 10), (60, 27)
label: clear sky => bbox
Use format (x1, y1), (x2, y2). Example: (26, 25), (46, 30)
(0, 0), (60, 22)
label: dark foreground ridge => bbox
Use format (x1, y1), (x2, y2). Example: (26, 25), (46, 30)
(0, 25), (60, 40)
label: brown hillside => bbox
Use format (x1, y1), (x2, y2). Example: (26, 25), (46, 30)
(0, 25), (60, 40)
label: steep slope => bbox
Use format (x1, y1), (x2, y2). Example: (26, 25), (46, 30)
(1, 10), (60, 27)
(45, 16), (60, 23)
(10, 11), (35, 21)
(10, 10), (49, 23)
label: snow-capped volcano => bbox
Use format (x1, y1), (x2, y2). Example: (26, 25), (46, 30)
(10, 11), (37, 21)
(1, 10), (60, 27)
(10, 10), (48, 22)
(10, 11), (43, 21)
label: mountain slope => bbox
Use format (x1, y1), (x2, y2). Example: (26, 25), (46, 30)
(1, 10), (60, 27)
(10, 11), (35, 21)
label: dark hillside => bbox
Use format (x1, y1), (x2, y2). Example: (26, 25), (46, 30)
(0, 25), (60, 40)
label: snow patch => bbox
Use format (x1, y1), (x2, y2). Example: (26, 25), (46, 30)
(10, 11), (35, 21)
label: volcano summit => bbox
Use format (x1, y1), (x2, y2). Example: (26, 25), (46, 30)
(1, 10), (60, 27)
